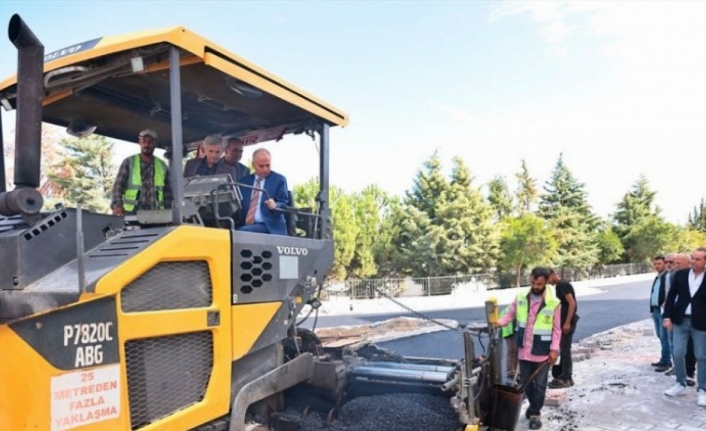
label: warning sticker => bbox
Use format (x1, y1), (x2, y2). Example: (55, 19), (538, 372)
(51, 364), (120, 431)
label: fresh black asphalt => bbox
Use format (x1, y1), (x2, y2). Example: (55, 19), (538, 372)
(307, 280), (649, 360)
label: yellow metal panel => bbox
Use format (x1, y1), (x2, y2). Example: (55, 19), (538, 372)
(106, 225), (232, 431)
(95, 226), (229, 295)
(203, 53), (348, 127)
(0, 313), (129, 431)
(231, 302), (282, 360)
(0, 226), (233, 431)
(0, 26), (348, 126)
(119, 309), (212, 339)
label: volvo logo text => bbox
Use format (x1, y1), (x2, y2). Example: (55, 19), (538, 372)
(277, 246), (308, 256)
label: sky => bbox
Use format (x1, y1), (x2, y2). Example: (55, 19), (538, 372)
(1, 1), (706, 224)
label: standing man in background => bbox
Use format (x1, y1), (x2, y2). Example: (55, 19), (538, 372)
(547, 268), (578, 388)
(184, 134), (224, 177)
(218, 137), (249, 181)
(666, 253), (696, 386)
(649, 255), (671, 372)
(663, 248), (706, 405)
(111, 129), (172, 215)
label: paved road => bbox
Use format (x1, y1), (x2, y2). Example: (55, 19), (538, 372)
(305, 280), (650, 360)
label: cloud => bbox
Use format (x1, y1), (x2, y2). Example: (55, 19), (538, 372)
(455, 1), (706, 224)
(489, 1), (579, 57)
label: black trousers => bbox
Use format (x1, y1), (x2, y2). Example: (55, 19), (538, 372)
(520, 360), (550, 417)
(550, 331), (574, 380)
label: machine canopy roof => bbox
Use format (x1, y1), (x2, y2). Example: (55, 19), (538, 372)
(0, 26), (348, 150)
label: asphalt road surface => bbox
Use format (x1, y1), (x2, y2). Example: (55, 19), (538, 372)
(306, 279), (650, 360)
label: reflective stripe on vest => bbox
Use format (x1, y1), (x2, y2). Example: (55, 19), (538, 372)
(123, 155), (166, 212)
(514, 287), (559, 355)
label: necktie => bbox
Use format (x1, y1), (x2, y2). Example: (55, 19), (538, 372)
(245, 178), (261, 225)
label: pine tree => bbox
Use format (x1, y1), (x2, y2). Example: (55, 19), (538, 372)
(487, 175), (514, 221)
(515, 159), (538, 213)
(613, 174), (658, 239)
(688, 198), (706, 233)
(405, 151), (448, 220)
(612, 175), (664, 262)
(538, 154), (598, 269)
(440, 156), (499, 273)
(393, 155), (498, 276)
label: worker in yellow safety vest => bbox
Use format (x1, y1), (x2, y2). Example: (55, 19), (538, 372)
(497, 267), (561, 431)
(111, 129), (173, 216)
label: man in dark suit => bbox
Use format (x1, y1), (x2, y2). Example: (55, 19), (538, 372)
(237, 148), (289, 236)
(649, 255), (671, 372)
(217, 137), (249, 182)
(663, 247), (706, 405)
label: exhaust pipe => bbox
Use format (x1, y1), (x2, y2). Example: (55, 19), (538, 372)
(0, 14), (44, 217)
(9, 14), (43, 189)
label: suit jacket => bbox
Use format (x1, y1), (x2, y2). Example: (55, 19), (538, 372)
(215, 159), (249, 182)
(649, 272), (667, 312)
(184, 158), (248, 182)
(238, 171), (289, 236)
(663, 268), (706, 330)
(183, 158), (207, 178)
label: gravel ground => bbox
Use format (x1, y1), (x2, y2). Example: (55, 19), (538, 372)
(289, 393), (461, 431)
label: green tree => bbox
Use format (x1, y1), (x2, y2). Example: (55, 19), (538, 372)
(594, 225), (624, 265)
(293, 179), (363, 280)
(405, 150), (448, 220)
(623, 215), (674, 262)
(515, 159), (538, 213)
(538, 154), (598, 270)
(487, 175), (514, 221)
(329, 187), (359, 280)
(371, 195), (404, 277)
(46, 135), (115, 212)
(688, 198), (706, 233)
(499, 213), (557, 287)
(670, 226), (706, 253)
(387, 204), (438, 276)
(612, 175), (662, 261)
(440, 156), (499, 273)
(292, 178), (319, 210)
(349, 185), (390, 278)
(613, 175), (658, 238)
(392, 155), (498, 276)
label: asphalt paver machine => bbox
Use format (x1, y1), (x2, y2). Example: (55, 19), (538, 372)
(0, 14), (513, 431)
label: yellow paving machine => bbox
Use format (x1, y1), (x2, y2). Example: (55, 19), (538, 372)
(0, 14), (512, 431)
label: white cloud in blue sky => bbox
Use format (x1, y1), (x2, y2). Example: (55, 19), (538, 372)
(1, 1), (706, 223)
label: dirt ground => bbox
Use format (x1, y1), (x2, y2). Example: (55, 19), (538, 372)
(314, 317), (451, 347)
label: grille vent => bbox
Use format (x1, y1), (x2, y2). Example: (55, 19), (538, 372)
(126, 331), (213, 430)
(239, 249), (273, 294)
(121, 261), (212, 312)
(23, 211), (67, 240)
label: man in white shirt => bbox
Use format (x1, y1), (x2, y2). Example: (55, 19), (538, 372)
(663, 248), (706, 405)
